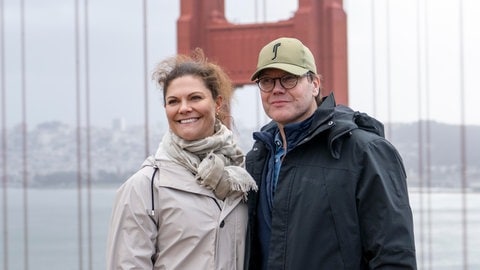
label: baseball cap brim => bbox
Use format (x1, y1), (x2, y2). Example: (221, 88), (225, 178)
(251, 63), (310, 81)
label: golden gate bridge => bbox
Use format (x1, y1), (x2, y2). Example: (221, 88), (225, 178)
(1, 0), (479, 269)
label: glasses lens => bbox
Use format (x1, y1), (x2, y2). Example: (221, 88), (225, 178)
(258, 78), (274, 92)
(280, 75), (299, 89)
(257, 74), (305, 92)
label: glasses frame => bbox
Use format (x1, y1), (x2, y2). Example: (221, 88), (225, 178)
(255, 72), (310, 93)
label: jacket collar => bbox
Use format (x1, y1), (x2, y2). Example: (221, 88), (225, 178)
(255, 93), (385, 159)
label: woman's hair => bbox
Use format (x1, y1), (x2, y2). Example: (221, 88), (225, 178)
(152, 48), (233, 125)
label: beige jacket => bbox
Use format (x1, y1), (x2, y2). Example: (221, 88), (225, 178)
(106, 152), (248, 270)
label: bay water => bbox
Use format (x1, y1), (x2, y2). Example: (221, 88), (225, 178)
(1, 188), (479, 269)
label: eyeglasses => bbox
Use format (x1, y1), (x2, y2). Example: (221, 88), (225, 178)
(255, 73), (309, 93)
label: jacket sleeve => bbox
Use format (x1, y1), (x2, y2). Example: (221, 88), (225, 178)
(106, 171), (158, 270)
(357, 138), (417, 269)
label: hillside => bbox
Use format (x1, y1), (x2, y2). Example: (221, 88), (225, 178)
(2, 120), (479, 189)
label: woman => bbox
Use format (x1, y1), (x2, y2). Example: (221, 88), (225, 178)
(106, 49), (257, 269)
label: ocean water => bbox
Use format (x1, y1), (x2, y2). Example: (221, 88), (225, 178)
(1, 188), (479, 270)
(409, 191), (480, 270)
(1, 188), (115, 270)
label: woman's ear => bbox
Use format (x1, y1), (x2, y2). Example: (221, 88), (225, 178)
(215, 95), (223, 111)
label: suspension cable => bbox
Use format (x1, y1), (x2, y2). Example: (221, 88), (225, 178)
(142, 0), (150, 157)
(83, 0), (93, 269)
(457, 1), (468, 269)
(20, 0), (29, 269)
(415, 0), (425, 268)
(0, 0), (9, 268)
(370, 0), (377, 117)
(385, 0), (392, 139)
(74, 0), (84, 269)
(423, 0), (433, 268)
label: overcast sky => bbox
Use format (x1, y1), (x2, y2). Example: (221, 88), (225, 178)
(2, 0), (480, 131)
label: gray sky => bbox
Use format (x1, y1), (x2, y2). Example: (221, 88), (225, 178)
(2, 0), (480, 130)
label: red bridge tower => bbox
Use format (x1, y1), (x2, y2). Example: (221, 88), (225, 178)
(177, 0), (348, 105)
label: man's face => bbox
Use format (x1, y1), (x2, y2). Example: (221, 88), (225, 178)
(258, 68), (320, 126)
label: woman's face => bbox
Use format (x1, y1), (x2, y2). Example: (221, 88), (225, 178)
(164, 75), (221, 141)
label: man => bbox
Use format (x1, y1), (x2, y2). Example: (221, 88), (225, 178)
(245, 37), (417, 269)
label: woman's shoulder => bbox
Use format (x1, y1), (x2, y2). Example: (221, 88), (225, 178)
(114, 166), (153, 193)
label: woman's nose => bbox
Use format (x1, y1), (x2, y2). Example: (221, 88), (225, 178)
(179, 100), (192, 113)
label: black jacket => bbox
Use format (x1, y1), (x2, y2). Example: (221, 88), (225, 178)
(245, 94), (417, 270)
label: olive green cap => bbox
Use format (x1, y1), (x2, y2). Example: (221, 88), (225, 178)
(251, 37), (317, 81)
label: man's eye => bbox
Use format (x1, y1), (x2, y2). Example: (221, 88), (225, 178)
(282, 75), (297, 82)
(261, 78), (273, 83)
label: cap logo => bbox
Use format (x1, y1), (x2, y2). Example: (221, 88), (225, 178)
(271, 42), (281, 60)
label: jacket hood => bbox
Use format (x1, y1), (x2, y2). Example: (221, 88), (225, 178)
(316, 94), (384, 159)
